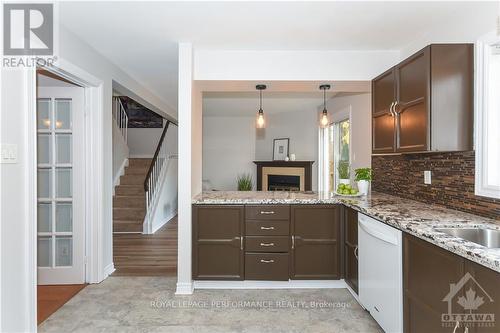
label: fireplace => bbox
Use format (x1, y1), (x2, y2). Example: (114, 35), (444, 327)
(268, 174), (301, 191)
(254, 161), (314, 191)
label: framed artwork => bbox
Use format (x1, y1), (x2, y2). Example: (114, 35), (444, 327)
(273, 138), (290, 161)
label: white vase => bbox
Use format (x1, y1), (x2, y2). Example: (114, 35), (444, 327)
(339, 179), (350, 185)
(357, 180), (370, 195)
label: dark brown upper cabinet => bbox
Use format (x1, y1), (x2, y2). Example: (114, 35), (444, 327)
(372, 44), (473, 154)
(343, 206), (358, 294)
(192, 205), (244, 280)
(290, 205), (341, 280)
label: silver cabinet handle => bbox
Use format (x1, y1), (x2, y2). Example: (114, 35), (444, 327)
(260, 242), (275, 247)
(260, 226), (275, 230)
(240, 237), (243, 250)
(389, 101), (395, 117)
(354, 246), (359, 260)
(260, 259), (275, 263)
(291, 235), (295, 249)
(260, 211), (275, 215)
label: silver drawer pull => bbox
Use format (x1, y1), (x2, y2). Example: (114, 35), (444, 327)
(260, 242), (275, 247)
(260, 211), (275, 215)
(260, 226), (275, 230)
(260, 259), (275, 263)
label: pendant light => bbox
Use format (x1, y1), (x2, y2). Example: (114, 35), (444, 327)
(319, 84), (331, 128)
(256, 84), (267, 128)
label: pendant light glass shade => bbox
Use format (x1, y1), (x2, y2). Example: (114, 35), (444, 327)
(319, 84), (331, 128)
(256, 84), (267, 128)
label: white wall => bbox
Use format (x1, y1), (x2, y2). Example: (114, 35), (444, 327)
(112, 119), (129, 185)
(255, 109), (319, 190)
(203, 116), (256, 190)
(0, 24), (176, 332)
(194, 50), (400, 81)
(327, 93), (372, 172)
(127, 127), (164, 158)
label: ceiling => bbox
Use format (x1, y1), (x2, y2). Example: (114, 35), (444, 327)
(60, 1), (498, 112)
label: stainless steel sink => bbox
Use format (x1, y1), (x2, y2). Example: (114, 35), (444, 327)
(435, 228), (500, 248)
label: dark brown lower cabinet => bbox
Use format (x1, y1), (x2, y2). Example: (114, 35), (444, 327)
(343, 206), (358, 294)
(192, 205), (244, 280)
(290, 205), (341, 279)
(404, 234), (500, 333)
(245, 253), (289, 280)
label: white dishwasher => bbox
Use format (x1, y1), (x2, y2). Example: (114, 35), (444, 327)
(358, 213), (403, 333)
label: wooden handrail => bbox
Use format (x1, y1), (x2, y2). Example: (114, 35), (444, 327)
(144, 120), (171, 192)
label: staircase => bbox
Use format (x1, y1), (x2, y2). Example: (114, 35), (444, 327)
(113, 158), (151, 233)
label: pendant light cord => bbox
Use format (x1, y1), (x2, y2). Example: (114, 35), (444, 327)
(259, 89), (263, 112)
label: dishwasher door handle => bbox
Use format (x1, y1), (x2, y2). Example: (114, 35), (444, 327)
(358, 219), (399, 245)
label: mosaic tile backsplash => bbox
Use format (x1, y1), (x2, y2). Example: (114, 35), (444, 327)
(372, 151), (500, 220)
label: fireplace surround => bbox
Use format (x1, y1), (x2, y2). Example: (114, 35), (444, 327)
(254, 161), (314, 191)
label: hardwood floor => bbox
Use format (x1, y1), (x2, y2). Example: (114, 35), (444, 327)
(37, 284), (86, 325)
(112, 216), (178, 276)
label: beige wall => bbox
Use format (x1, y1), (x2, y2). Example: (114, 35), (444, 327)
(327, 93), (372, 172)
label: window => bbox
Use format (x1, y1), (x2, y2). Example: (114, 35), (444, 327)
(475, 35), (500, 199)
(329, 119), (350, 192)
(318, 107), (351, 193)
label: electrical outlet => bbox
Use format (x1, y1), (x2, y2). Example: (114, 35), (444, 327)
(0, 144), (18, 164)
(424, 170), (432, 185)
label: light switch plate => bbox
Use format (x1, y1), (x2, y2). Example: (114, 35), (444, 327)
(1, 144), (18, 164)
(424, 170), (432, 184)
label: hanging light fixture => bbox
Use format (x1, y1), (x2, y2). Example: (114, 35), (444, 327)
(256, 84), (267, 128)
(319, 84), (331, 128)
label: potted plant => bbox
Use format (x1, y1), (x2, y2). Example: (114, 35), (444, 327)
(337, 161), (350, 185)
(237, 173), (253, 191)
(354, 167), (372, 195)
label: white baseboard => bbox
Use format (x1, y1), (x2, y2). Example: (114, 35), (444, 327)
(103, 263), (115, 279)
(176, 282), (194, 295)
(113, 158), (129, 194)
(150, 210), (178, 234)
(193, 279), (347, 290)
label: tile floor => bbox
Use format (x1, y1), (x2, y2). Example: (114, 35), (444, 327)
(38, 276), (382, 333)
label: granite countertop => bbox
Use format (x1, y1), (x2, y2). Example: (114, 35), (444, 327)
(193, 191), (500, 273)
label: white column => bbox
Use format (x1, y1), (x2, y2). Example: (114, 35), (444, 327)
(176, 43), (194, 294)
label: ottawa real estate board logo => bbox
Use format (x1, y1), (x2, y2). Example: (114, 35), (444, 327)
(3, 3), (56, 67)
(442, 273), (495, 330)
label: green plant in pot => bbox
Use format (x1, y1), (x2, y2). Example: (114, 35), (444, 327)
(337, 161), (350, 185)
(237, 173), (253, 191)
(354, 167), (372, 196)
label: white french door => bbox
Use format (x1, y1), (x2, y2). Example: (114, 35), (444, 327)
(37, 86), (85, 285)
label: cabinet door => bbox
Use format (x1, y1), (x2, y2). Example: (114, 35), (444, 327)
(372, 68), (396, 153)
(464, 261), (499, 333)
(192, 205), (244, 280)
(290, 205), (340, 279)
(403, 234), (465, 333)
(395, 47), (430, 152)
(343, 207), (358, 294)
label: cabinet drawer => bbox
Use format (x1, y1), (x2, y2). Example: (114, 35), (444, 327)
(245, 253), (289, 280)
(246, 220), (290, 236)
(245, 205), (290, 220)
(245, 236), (289, 252)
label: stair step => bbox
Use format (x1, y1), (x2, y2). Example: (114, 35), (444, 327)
(113, 220), (143, 233)
(128, 158), (152, 167)
(113, 207), (145, 220)
(125, 166), (150, 175)
(113, 195), (146, 209)
(115, 185), (144, 196)
(120, 174), (145, 185)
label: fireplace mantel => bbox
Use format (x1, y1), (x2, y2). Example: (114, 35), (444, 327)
(253, 161), (314, 191)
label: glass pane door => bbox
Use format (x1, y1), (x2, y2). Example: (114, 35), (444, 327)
(37, 98), (74, 269)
